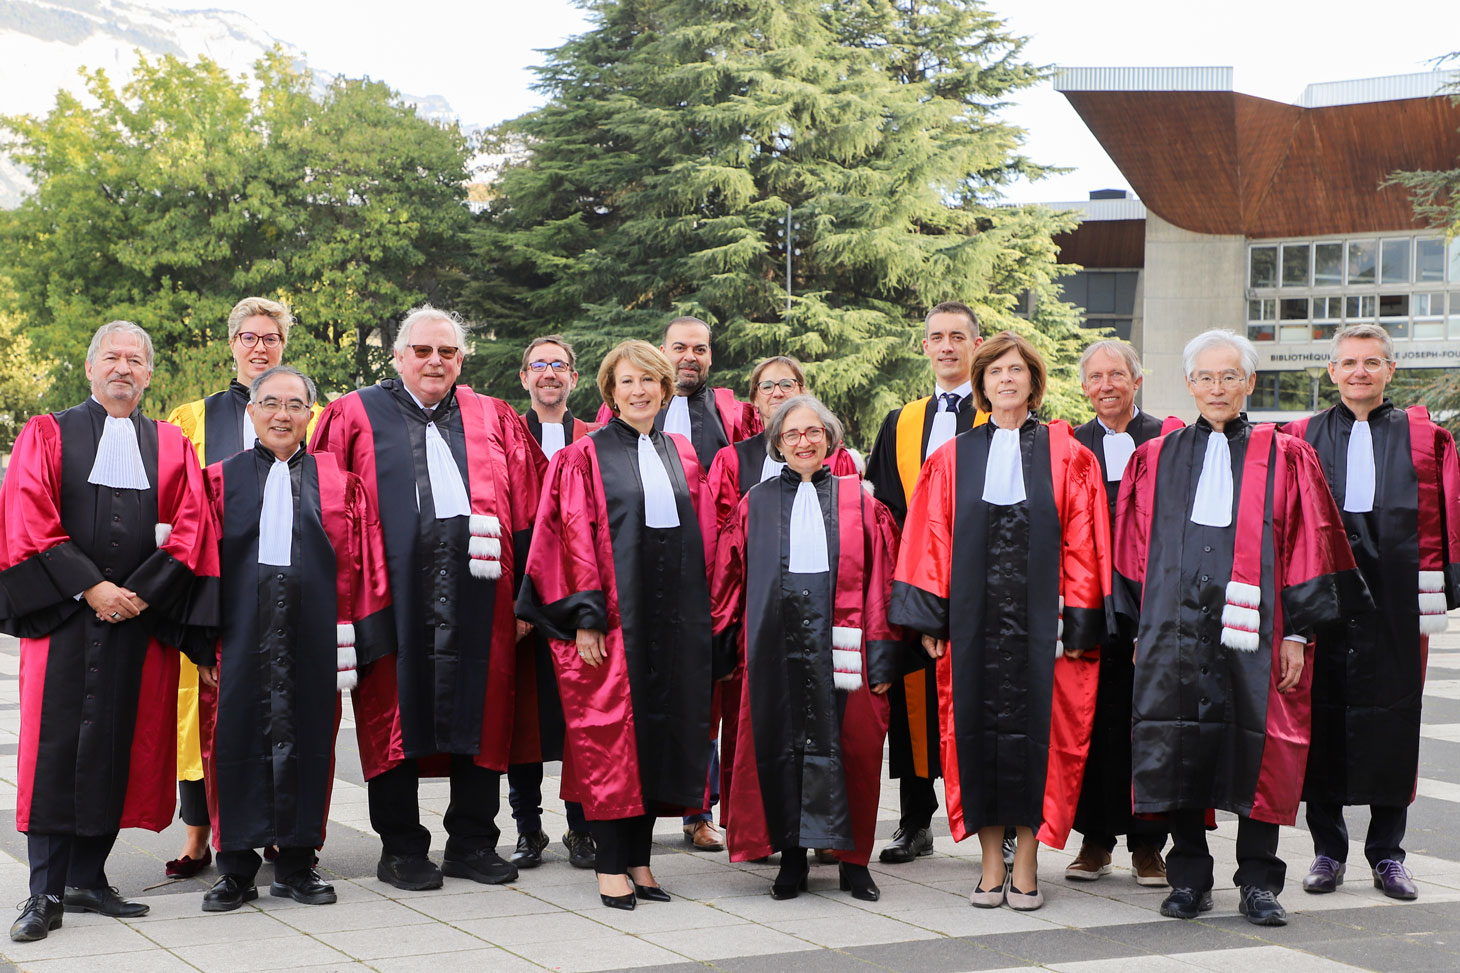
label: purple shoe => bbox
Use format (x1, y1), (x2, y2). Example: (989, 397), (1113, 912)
(1302, 855), (1345, 893)
(1372, 859), (1417, 900)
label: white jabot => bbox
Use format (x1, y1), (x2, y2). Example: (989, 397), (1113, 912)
(257, 457), (294, 565)
(87, 410), (151, 490)
(1190, 430), (1234, 527)
(540, 421), (567, 459)
(241, 411), (257, 451)
(424, 421), (472, 519)
(788, 480), (830, 573)
(982, 417), (1028, 506)
(663, 394), (692, 438)
(759, 452), (785, 482)
(1343, 420), (1376, 513)
(1102, 433), (1136, 480)
(638, 434), (681, 528)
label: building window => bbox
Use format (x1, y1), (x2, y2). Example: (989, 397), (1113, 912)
(1450, 291), (1460, 339)
(1413, 292), (1444, 339)
(1281, 243), (1310, 287)
(1380, 238), (1411, 285)
(1314, 242), (1344, 286)
(1347, 240), (1377, 285)
(1249, 246), (1277, 288)
(1250, 370), (1339, 412)
(1417, 238), (1447, 283)
(1247, 298), (1276, 342)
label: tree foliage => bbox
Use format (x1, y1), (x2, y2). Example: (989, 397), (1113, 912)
(0, 50), (473, 417)
(0, 278), (54, 452)
(460, 0), (1095, 445)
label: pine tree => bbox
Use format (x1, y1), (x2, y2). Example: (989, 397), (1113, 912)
(462, 0), (1094, 444)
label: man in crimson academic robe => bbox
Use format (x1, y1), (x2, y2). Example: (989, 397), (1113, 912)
(2, 321), (219, 943)
(310, 305), (545, 892)
(196, 366), (393, 912)
(1067, 340), (1170, 888)
(1285, 323), (1460, 901)
(1115, 329), (1367, 927)
(595, 315), (759, 851)
(865, 301), (987, 864)
(510, 334), (594, 870)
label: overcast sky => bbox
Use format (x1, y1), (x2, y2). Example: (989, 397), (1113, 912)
(188, 0), (1454, 204)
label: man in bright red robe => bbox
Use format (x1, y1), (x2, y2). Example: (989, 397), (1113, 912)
(2, 322), (218, 943)
(309, 306), (544, 892)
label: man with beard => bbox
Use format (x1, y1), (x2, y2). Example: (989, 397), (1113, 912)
(3, 321), (218, 943)
(510, 335), (594, 870)
(1066, 340), (1170, 888)
(310, 306), (545, 891)
(1285, 323), (1460, 901)
(865, 301), (986, 865)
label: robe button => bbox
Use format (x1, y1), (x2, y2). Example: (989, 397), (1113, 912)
(1200, 575), (1209, 583)
(1200, 696), (1210, 705)
(1200, 665), (1209, 674)
(277, 574), (285, 581)
(439, 622), (448, 629)
(113, 490), (121, 497)
(104, 568), (112, 576)
(277, 741), (285, 749)
(1349, 533), (1359, 543)
(1200, 637), (1209, 645)
(802, 619), (810, 627)
(802, 590), (810, 597)
(111, 540), (119, 547)
(90, 666), (98, 673)
(1203, 545), (1212, 553)
(440, 596), (448, 603)
(440, 569), (448, 577)
(92, 641), (101, 648)
(1200, 606), (1209, 615)
(276, 600), (285, 608)
(113, 515), (121, 523)
(277, 629), (285, 636)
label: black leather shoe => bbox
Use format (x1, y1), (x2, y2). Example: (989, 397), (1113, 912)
(512, 830), (550, 869)
(376, 854), (443, 891)
(1159, 886), (1214, 919)
(63, 886), (149, 917)
(1238, 886), (1287, 926)
(270, 868), (337, 905)
(201, 874), (258, 912)
(601, 891), (636, 910)
(878, 827), (933, 864)
(563, 830), (596, 870)
(634, 883), (671, 902)
(442, 847), (518, 885)
(10, 895), (63, 942)
(839, 862), (880, 902)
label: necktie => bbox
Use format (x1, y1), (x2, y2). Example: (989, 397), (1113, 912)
(1344, 420), (1375, 513)
(258, 458), (293, 565)
(926, 393), (960, 457)
(1190, 431), (1234, 527)
(787, 479), (830, 573)
(88, 415), (151, 490)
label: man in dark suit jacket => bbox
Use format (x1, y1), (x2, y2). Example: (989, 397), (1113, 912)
(1068, 340), (1170, 888)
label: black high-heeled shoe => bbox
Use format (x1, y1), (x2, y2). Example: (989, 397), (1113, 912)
(600, 890), (636, 910)
(839, 862), (880, 902)
(771, 848), (810, 899)
(634, 883), (671, 903)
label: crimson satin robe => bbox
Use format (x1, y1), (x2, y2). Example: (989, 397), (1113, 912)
(309, 382), (544, 779)
(888, 419), (1109, 848)
(1114, 418), (1367, 824)
(516, 421), (717, 819)
(1, 401), (219, 835)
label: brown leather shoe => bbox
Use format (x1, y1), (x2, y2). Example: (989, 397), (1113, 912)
(1132, 846), (1169, 887)
(1064, 842), (1112, 881)
(682, 821), (724, 851)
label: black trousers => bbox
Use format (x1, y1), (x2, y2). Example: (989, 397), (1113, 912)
(367, 755), (501, 857)
(898, 775), (940, 832)
(1306, 802), (1408, 867)
(507, 762), (587, 834)
(1166, 809), (1284, 895)
(217, 847), (314, 883)
(589, 814), (656, 875)
(178, 778), (209, 828)
(27, 832), (118, 897)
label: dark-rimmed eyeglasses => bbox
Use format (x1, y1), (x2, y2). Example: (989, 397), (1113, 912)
(757, 378), (801, 393)
(234, 332), (282, 348)
(526, 360), (573, 372)
(779, 427), (826, 446)
(409, 345), (460, 360)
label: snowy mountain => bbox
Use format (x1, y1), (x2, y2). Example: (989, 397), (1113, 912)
(0, 0), (466, 207)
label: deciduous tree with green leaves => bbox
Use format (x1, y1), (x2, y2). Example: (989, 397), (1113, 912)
(0, 49), (472, 416)
(461, 0), (1094, 445)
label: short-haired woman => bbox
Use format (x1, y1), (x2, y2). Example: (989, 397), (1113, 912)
(889, 331), (1111, 911)
(712, 395), (902, 901)
(517, 340), (722, 911)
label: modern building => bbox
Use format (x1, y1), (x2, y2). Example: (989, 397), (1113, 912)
(1047, 67), (1460, 420)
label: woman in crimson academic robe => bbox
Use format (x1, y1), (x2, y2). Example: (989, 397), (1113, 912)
(517, 339), (719, 911)
(712, 395), (900, 902)
(889, 331), (1109, 912)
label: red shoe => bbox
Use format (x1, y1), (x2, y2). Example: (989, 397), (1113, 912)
(165, 847), (212, 879)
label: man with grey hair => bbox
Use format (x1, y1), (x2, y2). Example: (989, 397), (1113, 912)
(311, 306), (547, 892)
(1285, 323), (1460, 902)
(3, 321), (219, 943)
(1067, 339), (1169, 886)
(1114, 329), (1365, 927)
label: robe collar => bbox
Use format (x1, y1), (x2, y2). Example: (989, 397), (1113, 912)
(1336, 398), (1394, 424)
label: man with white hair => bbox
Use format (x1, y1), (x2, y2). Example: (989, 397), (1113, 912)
(1285, 323), (1460, 902)
(310, 306), (546, 892)
(1067, 340), (1170, 887)
(1114, 329), (1365, 927)
(2, 321), (219, 942)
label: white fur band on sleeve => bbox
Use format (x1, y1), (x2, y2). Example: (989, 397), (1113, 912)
(468, 558), (503, 580)
(1419, 570), (1449, 634)
(469, 514), (501, 538)
(1219, 581), (1262, 652)
(155, 523), (173, 547)
(1225, 581), (1261, 609)
(468, 536), (501, 560)
(831, 644), (863, 693)
(831, 627), (862, 650)
(336, 624), (357, 692)
(1419, 570), (1445, 592)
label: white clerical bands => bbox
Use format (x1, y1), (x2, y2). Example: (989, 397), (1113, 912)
(468, 514), (503, 580)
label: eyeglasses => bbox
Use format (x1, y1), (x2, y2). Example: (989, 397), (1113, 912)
(235, 332), (282, 348)
(779, 426), (826, 446)
(757, 378), (801, 393)
(526, 360), (573, 372)
(253, 397), (310, 416)
(409, 345), (460, 360)
(1333, 357), (1391, 373)
(1190, 371), (1246, 391)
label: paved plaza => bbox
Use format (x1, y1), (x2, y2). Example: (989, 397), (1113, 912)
(4, 625), (1460, 973)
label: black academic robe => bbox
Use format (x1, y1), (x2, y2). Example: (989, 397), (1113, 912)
(201, 445), (393, 851)
(1071, 410), (1167, 840)
(1287, 401), (1460, 807)
(0, 400), (218, 835)
(865, 394), (984, 781)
